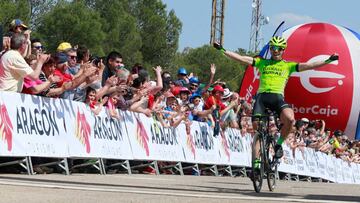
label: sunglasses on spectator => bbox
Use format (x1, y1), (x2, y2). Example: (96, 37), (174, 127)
(190, 83), (198, 87)
(68, 55), (76, 59)
(270, 46), (284, 51)
(34, 46), (43, 50)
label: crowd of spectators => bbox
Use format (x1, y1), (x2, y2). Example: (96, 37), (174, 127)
(1, 19), (359, 168)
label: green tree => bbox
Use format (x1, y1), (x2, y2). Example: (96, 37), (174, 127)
(28, 0), (58, 30)
(86, 0), (143, 66)
(0, 0), (30, 31)
(36, 1), (105, 55)
(132, 0), (182, 67)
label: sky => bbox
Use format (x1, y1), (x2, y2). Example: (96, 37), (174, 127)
(162, 0), (357, 52)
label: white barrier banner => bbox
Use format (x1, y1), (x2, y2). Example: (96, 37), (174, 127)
(333, 157), (343, 183)
(304, 148), (318, 178)
(64, 103), (133, 159)
(314, 151), (328, 180)
(125, 113), (184, 161)
(179, 121), (219, 164)
(217, 128), (250, 167)
(341, 160), (353, 184)
(2, 91), (360, 184)
(294, 148), (307, 176)
(351, 162), (360, 184)
(278, 144), (296, 174)
(243, 133), (253, 167)
(0, 92), (68, 157)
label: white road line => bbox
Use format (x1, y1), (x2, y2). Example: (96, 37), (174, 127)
(0, 180), (355, 203)
(109, 175), (175, 181)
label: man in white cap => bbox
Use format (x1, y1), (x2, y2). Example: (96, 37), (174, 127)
(221, 88), (239, 128)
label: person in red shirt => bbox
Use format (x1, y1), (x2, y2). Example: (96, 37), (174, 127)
(53, 52), (73, 87)
(53, 52), (97, 98)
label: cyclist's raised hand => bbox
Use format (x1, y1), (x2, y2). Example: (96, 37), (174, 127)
(213, 42), (226, 53)
(325, 53), (339, 64)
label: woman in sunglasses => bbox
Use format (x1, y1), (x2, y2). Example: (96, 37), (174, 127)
(214, 36), (339, 159)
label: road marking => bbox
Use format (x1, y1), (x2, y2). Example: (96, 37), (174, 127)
(0, 180), (356, 203)
(110, 175), (175, 181)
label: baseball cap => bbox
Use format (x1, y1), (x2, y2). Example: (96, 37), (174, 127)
(56, 52), (68, 64)
(212, 85), (224, 93)
(57, 42), (72, 52)
(10, 19), (28, 30)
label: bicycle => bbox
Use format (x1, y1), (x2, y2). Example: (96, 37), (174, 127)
(251, 109), (280, 193)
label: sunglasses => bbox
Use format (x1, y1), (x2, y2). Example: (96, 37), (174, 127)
(34, 46), (43, 50)
(270, 46), (284, 51)
(68, 55), (76, 59)
(190, 83), (199, 87)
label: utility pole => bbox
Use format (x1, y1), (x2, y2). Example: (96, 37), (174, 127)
(249, 0), (269, 53)
(210, 0), (226, 45)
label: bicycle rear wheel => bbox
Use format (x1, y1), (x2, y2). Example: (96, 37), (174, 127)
(266, 138), (278, 191)
(251, 132), (264, 193)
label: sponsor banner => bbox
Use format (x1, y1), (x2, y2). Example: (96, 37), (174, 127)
(278, 144), (296, 174)
(294, 148), (308, 176)
(243, 133), (253, 167)
(0, 91), (68, 157)
(333, 157), (344, 184)
(325, 155), (336, 182)
(314, 151), (328, 180)
(126, 113), (184, 161)
(341, 161), (354, 184)
(217, 128), (250, 166)
(65, 102), (133, 159)
(179, 122), (219, 164)
(351, 162), (360, 184)
(303, 148), (318, 178)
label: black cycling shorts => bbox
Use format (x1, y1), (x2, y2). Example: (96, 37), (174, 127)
(252, 93), (291, 116)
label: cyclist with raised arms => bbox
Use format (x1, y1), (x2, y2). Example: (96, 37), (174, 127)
(214, 36), (338, 159)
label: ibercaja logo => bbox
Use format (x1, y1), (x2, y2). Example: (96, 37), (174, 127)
(0, 103), (13, 151)
(75, 108), (91, 153)
(135, 115), (149, 156)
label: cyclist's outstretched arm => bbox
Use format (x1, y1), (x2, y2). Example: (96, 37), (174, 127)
(213, 42), (253, 65)
(298, 53), (339, 72)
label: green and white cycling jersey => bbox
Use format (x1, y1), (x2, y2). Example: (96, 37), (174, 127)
(253, 57), (299, 95)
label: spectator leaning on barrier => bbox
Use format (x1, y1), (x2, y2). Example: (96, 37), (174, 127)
(53, 52), (97, 99)
(22, 54), (60, 95)
(72, 46), (104, 102)
(0, 33), (49, 92)
(38, 56), (71, 97)
(221, 88), (239, 129)
(85, 87), (108, 115)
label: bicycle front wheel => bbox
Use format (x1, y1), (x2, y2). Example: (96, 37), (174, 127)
(251, 132), (264, 193)
(266, 138), (278, 191)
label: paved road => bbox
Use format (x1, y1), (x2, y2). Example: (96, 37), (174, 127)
(0, 174), (359, 203)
